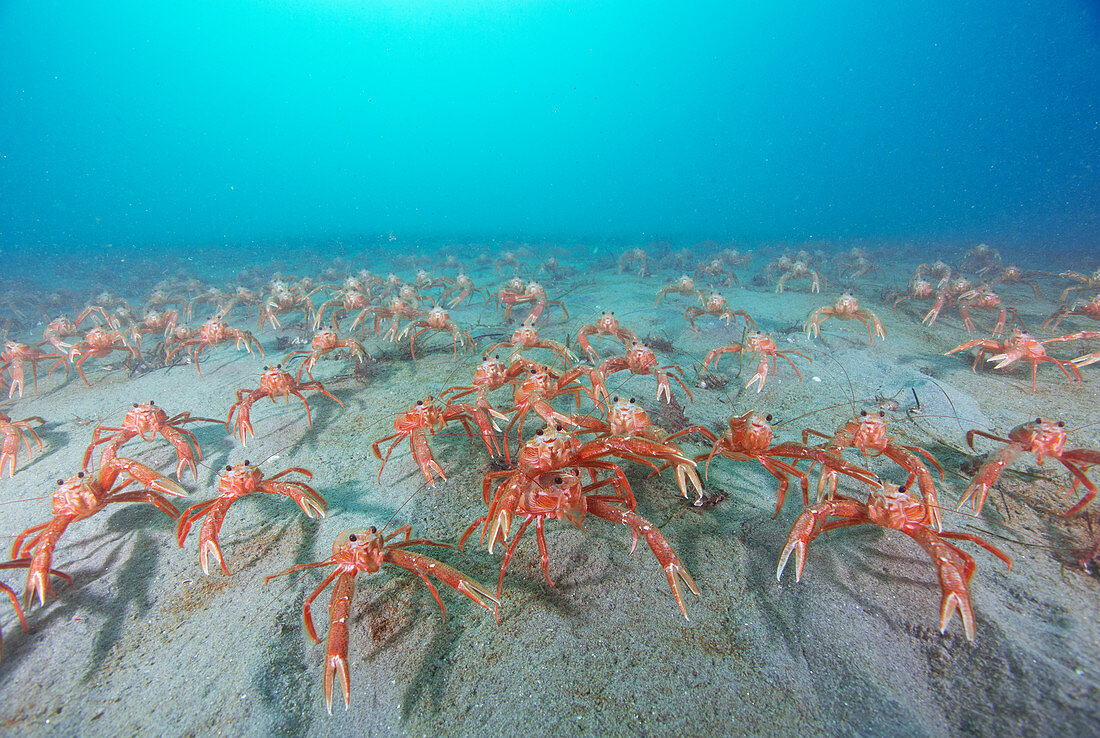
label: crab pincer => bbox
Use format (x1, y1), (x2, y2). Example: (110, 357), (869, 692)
(265, 525), (497, 713)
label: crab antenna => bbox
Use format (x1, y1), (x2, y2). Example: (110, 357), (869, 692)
(921, 376), (964, 433)
(431, 345), (476, 399)
(1065, 418), (1100, 434)
(256, 441), (300, 468)
(825, 353), (857, 417)
(381, 480), (431, 534)
(0, 494), (56, 506)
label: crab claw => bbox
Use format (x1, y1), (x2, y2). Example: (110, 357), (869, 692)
(487, 508), (513, 554)
(939, 588), (975, 642)
(776, 538), (807, 583)
(777, 510), (819, 582)
(110, 457), (187, 498)
(199, 538), (228, 577)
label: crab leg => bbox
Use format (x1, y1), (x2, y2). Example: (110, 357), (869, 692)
(181, 497), (236, 575)
(882, 446), (943, 531)
(227, 393), (260, 444)
(20, 515), (77, 607)
(1057, 450), (1100, 516)
(444, 402), (503, 456)
(587, 499), (699, 620)
(1, 420), (43, 477)
(384, 548), (498, 617)
(320, 571), (356, 713)
(492, 516), (536, 617)
(409, 428), (446, 486)
(654, 367), (693, 403)
(904, 527), (1007, 641)
(109, 457), (188, 499)
(959, 442), (1024, 514)
(160, 425), (204, 479)
(262, 479), (327, 517)
(855, 309), (887, 340)
(777, 498), (868, 583)
(1, 558), (70, 653)
(105, 489), (184, 520)
(486, 475), (526, 550)
(758, 455), (810, 516)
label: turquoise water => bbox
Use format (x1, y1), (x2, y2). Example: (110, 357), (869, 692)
(2, 1), (1098, 257)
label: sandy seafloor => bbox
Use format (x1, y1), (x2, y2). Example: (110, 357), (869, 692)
(1, 245), (1099, 737)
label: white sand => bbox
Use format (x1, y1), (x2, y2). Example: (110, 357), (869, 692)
(1, 251), (1098, 736)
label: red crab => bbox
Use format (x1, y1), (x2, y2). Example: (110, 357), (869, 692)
(372, 396), (504, 486)
(960, 418), (1100, 516)
(575, 312), (638, 362)
(177, 462), (326, 575)
(0, 342), (65, 398)
(683, 292), (755, 332)
(461, 468), (700, 619)
(166, 317), (264, 376)
(703, 331), (811, 393)
(669, 411), (878, 517)
(226, 365), (343, 445)
(11, 456), (185, 607)
(0, 412), (45, 478)
(265, 525), (497, 713)
(804, 409), (945, 531)
(83, 401), (220, 479)
(597, 341), (693, 404)
(946, 329), (1081, 392)
(777, 482), (1010, 642)
(482, 318), (575, 366)
(283, 330), (370, 380)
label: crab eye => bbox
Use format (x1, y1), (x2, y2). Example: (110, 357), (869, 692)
(860, 410), (867, 416)
(77, 472), (85, 478)
(348, 534), (357, 542)
(416, 400), (423, 406)
(629, 398), (635, 404)
(556, 425), (563, 431)
(613, 396), (619, 402)
(263, 366), (269, 371)
(56, 479), (63, 485)
(1035, 417), (1042, 424)
(1057, 421), (1065, 427)
(898, 485), (907, 494)
(244, 460), (250, 466)
(536, 428), (544, 435)
(555, 476), (562, 484)
(150, 400), (155, 405)
(368, 526), (377, 533)
(133, 403), (139, 407)
(879, 410), (885, 417)
(226, 465), (233, 471)
(766, 414), (773, 422)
